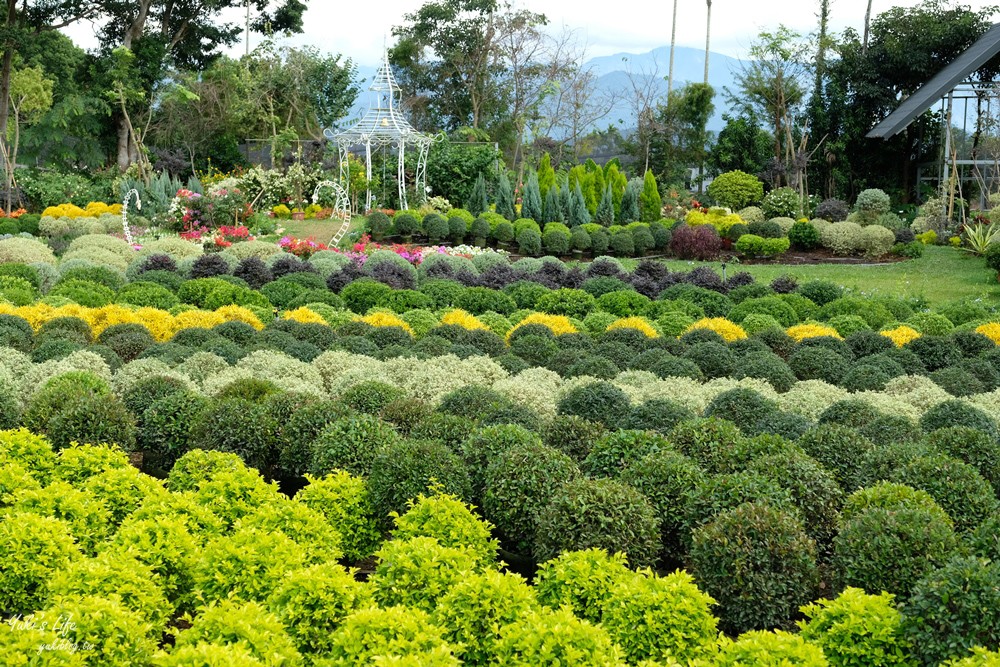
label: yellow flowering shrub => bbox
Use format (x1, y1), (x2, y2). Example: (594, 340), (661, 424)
(39, 202), (121, 218)
(880, 325), (922, 348)
(134, 307), (176, 342)
(355, 311), (414, 336)
(606, 316), (660, 338)
(0, 303), (54, 329)
(440, 309), (489, 331)
(87, 304), (141, 336)
(786, 323), (843, 342)
(173, 309), (225, 332)
(684, 318), (747, 342)
(283, 307), (327, 325)
(686, 208), (743, 234)
(975, 322), (1000, 345)
(216, 305), (265, 330)
(506, 312), (578, 341)
(40, 204), (87, 218)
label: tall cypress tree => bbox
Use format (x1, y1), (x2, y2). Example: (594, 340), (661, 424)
(466, 173), (489, 216)
(495, 172), (515, 221)
(620, 179), (641, 223)
(537, 153), (556, 200)
(570, 182), (591, 226)
(595, 185), (615, 225)
(605, 163), (628, 217)
(521, 171), (543, 222)
(543, 183), (563, 223)
(639, 170), (663, 222)
(561, 181), (574, 224)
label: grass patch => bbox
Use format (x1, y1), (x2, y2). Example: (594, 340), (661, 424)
(627, 246), (999, 308)
(259, 216), (366, 246)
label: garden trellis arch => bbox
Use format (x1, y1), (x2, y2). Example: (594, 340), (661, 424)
(325, 50), (433, 212)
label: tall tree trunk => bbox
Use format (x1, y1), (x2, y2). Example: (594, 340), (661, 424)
(703, 0), (712, 85)
(0, 0), (17, 209)
(667, 0), (679, 97)
(117, 0), (154, 170)
(863, 0), (873, 55)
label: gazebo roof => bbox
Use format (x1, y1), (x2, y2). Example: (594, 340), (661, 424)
(326, 50), (431, 146)
(868, 23), (1000, 140)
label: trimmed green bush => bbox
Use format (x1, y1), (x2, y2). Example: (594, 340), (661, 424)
(534, 477), (660, 568)
(690, 502), (819, 634)
(799, 587), (912, 667)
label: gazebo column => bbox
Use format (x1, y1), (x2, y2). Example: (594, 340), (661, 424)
(398, 141), (408, 211)
(365, 139), (373, 213)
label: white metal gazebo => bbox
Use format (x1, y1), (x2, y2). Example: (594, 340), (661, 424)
(325, 50), (433, 212)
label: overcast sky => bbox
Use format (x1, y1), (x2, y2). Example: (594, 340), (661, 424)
(63, 0), (999, 67)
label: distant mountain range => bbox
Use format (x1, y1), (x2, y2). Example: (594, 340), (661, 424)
(342, 45), (746, 136)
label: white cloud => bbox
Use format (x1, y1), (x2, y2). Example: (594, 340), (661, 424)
(61, 0), (998, 68)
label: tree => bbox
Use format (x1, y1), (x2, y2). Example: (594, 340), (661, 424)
(520, 170), (542, 221)
(621, 54), (666, 172)
(823, 0), (998, 200)
(704, 0), (712, 84)
(621, 178), (641, 223)
(570, 181), (590, 226)
(98, 0), (307, 170)
(667, 0), (679, 97)
(605, 162), (627, 216)
(594, 184), (614, 225)
(537, 152), (555, 199)
(709, 111), (773, 176)
(728, 26), (811, 187)
(467, 172), (489, 215)
(639, 169), (662, 222)
(495, 171), (515, 220)
(542, 182), (563, 223)
(5, 64), (51, 210)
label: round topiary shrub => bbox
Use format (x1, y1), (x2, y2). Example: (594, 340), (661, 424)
(798, 586), (912, 667)
(534, 477), (660, 568)
(834, 496), (957, 599)
(370, 535), (480, 613)
(690, 502), (819, 634)
(746, 451), (844, 548)
(540, 415), (607, 463)
(926, 426), (1000, 494)
(856, 413), (922, 447)
(683, 341), (736, 379)
(622, 397), (696, 433)
(901, 555), (1000, 666)
(309, 414), (401, 478)
(704, 387), (780, 433)
(188, 397), (278, 471)
(797, 424), (873, 491)
(46, 393), (137, 451)
(788, 345), (849, 384)
(483, 443), (580, 556)
(713, 630), (828, 666)
(460, 423), (542, 498)
(556, 381), (631, 430)
(817, 398), (880, 429)
(920, 399), (998, 438)
(621, 449), (706, 562)
(493, 606), (621, 666)
(668, 417), (746, 475)
(0, 511), (82, 614)
(368, 439), (472, 526)
(602, 571), (718, 664)
(433, 569), (539, 666)
(890, 454), (998, 533)
(326, 604), (459, 664)
(296, 471), (382, 563)
(581, 430), (671, 478)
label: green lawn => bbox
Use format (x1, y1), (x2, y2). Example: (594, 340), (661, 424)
(259, 216), (366, 245)
(626, 246), (1000, 308)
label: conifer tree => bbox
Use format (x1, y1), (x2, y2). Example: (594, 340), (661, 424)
(543, 183), (563, 223)
(593, 168), (607, 212)
(639, 170), (663, 222)
(570, 182), (592, 226)
(605, 163), (628, 217)
(495, 172), (515, 221)
(537, 153), (556, 200)
(620, 178), (641, 224)
(560, 181), (574, 223)
(521, 171), (543, 222)
(595, 185), (615, 225)
(467, 173), (489, 216)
